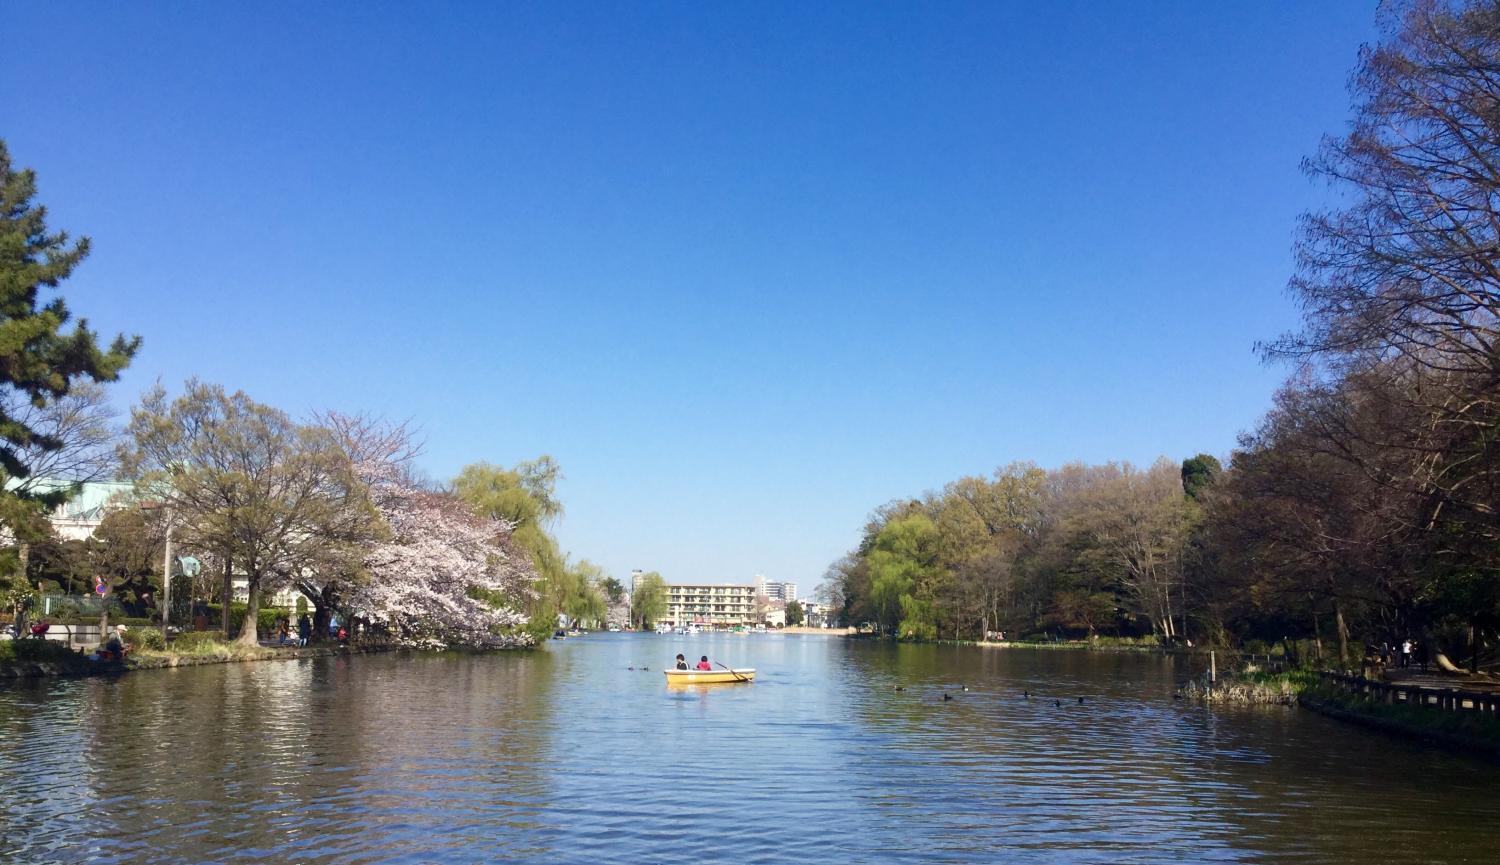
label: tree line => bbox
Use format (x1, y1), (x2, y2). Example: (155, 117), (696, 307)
(826, 1), (1500, 672)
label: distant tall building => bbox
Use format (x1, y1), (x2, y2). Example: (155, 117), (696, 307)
(753, 575), (798, 603)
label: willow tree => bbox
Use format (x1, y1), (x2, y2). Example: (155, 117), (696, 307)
(630, 571), (667, 629)
(0, 140), (139, 611)
(454, 457), (582, 638)
(122, 381), (373, 645)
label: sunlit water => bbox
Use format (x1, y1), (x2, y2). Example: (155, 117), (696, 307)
(2, 634), (1496, 864)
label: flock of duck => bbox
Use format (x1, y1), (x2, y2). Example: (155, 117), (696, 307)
(895, 683), (1087, 707)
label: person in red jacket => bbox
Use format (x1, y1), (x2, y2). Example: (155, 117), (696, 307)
(695, 655), (712, 671)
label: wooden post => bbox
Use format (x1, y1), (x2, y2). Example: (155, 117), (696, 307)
(1210, 650), (1216, 685)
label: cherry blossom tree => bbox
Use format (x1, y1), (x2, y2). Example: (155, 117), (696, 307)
(353, 463), (535, 645)
(312, 413), (536, 645)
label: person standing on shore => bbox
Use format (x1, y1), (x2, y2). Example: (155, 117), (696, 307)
(1401, 639), (1413, 668)
(297, 615), (312, 647)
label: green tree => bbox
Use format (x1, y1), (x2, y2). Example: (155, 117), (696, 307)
(564, 559), (609, 628)
(0, 141), (139, 609)
(600, 576), (626, 605)
(865, 513), (941, 636)
(785, 599), (804, 626)
(1180, 454), (1222, 502)
(454, 458), (571, 639)
(630, 571), (667, 629)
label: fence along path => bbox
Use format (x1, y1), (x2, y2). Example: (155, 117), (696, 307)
(1319, 671), (1500, 715)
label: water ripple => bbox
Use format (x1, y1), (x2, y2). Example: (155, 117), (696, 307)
(2, 638), (1498, 863)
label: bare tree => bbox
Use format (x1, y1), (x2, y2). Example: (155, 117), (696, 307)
(1267, 0), (1500, 540)
(121, 381), (375, 646)
(2, 381), (118, 491)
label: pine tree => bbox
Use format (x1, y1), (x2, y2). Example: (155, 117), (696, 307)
(0, 139), (140, 540)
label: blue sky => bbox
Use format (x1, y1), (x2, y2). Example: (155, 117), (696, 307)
(3, 2), (1377, 593)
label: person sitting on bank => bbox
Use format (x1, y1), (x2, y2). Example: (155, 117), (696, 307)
(97, 625), (130, 662)
(696, 655), (712, 671)
(675, 653), (689, 670)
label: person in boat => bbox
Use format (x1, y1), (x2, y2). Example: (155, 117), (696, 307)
(696, 655), (712, 671)
(674, 653), (688, 670)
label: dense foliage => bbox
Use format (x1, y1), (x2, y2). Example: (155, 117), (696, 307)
(829, 2), (1500, 671)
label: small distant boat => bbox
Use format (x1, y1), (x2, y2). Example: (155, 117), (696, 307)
(664, 668), (755, 685)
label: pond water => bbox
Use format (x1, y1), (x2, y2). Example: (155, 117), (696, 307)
(1, 634), (1495, 864)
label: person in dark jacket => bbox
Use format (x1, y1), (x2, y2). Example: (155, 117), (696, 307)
(297, 615), (312, 647)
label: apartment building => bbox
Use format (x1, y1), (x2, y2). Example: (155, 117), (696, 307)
(663, 582), (757, 628)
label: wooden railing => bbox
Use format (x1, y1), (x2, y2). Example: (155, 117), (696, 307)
(1318, 671), (1500, 715)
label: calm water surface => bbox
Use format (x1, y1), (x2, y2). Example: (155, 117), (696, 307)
(1, 634), (1495, 864)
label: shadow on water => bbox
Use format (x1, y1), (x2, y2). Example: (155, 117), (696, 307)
(3, 636), (1498, 864)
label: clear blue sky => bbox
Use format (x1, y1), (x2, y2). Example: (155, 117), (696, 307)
(3, 2), (1377, 594)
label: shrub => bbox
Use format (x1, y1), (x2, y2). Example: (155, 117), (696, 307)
(125, 626), (166, 651)
(0, 639), (86, 666)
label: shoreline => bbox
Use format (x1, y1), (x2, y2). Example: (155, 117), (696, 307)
(850, 634), (1201, 655)
(0, 642), (410, 681)
(1298, 695), (1500, 763)
(778, 626), (855, 635)
(1179, 670), (1500, 762)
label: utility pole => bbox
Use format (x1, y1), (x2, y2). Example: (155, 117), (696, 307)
(160, 509), (174, 644)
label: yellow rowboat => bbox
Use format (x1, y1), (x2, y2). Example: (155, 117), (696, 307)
(663, 668), (756, 685)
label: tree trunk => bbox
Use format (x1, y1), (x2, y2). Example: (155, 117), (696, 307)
(312, 602), (331, 643)
(221, 556), (233, 637)
(235, 574), (261, 646)
(1335, 601), (1350, 670)
(1312, 608), (1324, 661)
(297, 582), (336, 644)
(1471, 620), (1480, 675)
